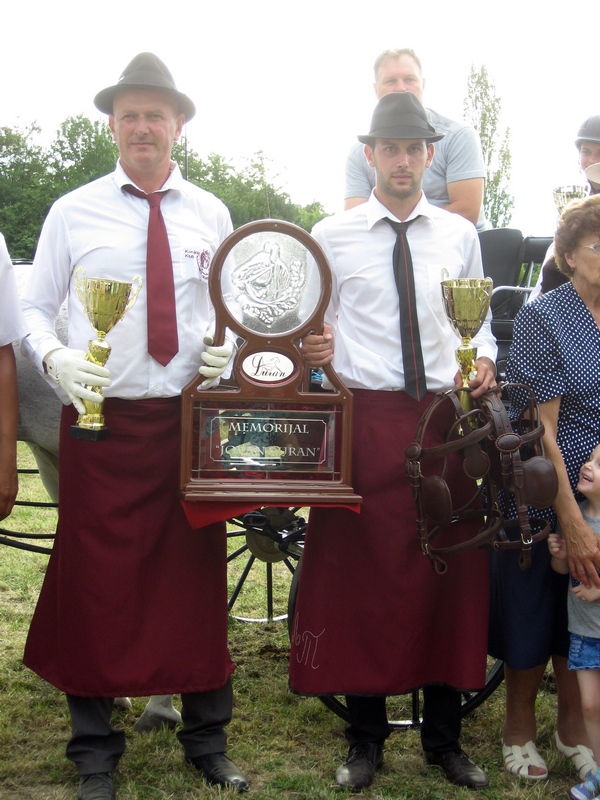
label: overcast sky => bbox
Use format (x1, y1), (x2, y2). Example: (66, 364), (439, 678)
(2, 0), (595, 235)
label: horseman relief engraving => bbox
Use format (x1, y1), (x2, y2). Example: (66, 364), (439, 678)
(221, 232), (320, 335)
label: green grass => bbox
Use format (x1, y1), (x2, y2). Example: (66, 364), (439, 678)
(0, 443), (582, 798)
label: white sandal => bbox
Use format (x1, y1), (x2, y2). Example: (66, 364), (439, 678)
(502, 740), (548, 780)
(554, 731), (598, 780)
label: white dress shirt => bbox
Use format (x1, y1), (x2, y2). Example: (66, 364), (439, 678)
(21, 162), (233, 401)
(1, 233), (28, 346)
(313, 191), (497, 392)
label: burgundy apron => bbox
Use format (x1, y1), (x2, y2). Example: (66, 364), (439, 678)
(289, 389), (489, 696)
(24, 398), (234, 697)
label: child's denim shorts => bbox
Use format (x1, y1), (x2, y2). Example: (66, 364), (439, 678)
(569, 633), (600, 670)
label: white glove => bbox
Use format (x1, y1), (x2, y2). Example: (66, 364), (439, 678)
(198, 332), (234, 389)
(44, 347), (111, 415)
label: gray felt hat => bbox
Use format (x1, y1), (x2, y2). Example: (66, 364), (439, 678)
(94, 52), (196, 121)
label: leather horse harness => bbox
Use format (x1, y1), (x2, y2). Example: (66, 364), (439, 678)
(405, 385), (558, 574)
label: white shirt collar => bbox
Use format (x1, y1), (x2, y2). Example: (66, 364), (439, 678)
(112, 160), (189, 195)
(365, 190), (437, 230)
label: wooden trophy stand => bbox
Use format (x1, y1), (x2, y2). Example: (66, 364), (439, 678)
(180, 219), (362, 507)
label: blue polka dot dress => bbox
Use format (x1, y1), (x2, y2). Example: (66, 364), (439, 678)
(489, 281), (600, 668)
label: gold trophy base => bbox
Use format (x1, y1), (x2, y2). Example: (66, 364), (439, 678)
(70, 424), (110, 442)
(70, 382), (110, 441)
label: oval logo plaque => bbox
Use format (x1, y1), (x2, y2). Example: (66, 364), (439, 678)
(241, 351), (295, 383)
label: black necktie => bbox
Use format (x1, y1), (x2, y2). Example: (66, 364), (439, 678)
(385, 217), (426, 401)
(123, 184), (179, 366)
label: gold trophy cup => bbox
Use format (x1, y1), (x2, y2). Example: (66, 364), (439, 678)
(553, 184), (587, 215)
(71, 266), (142, 441)
(441, 276), (493, 416)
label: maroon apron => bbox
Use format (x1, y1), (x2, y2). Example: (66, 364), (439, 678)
(24, 398), (234, 697)
(289, 389), (489, 696)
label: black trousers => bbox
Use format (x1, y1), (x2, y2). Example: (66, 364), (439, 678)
(66, 680), (233, 776)
(345, 685), (462, 753)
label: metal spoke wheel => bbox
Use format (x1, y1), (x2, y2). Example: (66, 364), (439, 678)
(227, 507), (306, 622)
(0, 466), (56, 555)
(287, 553), (503, 726)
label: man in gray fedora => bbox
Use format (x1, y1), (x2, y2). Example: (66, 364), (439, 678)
(20, 53), (246, 799)
(290, 91), (496, 792)
(345, 48), (487, 230)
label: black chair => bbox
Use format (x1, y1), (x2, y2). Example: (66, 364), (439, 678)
(478, 228), (527, 380)
(520, 235), (553, 287)
(478, 227), (525, 316)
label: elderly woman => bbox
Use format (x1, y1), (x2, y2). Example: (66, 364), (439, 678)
(489, 194), (600, 781)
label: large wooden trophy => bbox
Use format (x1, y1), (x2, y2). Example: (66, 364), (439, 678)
(180, 220), (362, 506)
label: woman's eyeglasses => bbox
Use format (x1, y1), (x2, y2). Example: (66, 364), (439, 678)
(578, 241), (600, 256)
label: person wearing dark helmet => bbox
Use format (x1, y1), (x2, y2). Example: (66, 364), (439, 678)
(531, 116), (600, 297)
(578, 116), (600, 195)
(20, 53), (247, 799)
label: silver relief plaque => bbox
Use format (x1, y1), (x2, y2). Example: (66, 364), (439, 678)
(222, 231), (321, 336)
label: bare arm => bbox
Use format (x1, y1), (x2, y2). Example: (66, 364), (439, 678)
(443, 178), (484, 226)
(0, 344), (19, 521)
(345, 177), (483, 223)
(301, 324), (334, 368)
(453, 357), (497, 399)
(541, 396), (600, 587)
(465, 356), (496, 398)
(571, 583), (600, 602)
(344, 197), (368, 211)
(548, 533), (569, 574)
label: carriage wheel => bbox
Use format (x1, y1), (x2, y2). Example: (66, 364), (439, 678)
(0, 464), (57, 555)
(287, 554), (503, 726)
(227, 508), (305, 623)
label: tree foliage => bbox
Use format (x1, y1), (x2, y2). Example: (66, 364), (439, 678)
(0, 118), (328, 260)
(49, 115), (118, 194)
(172, 143), (327, 231)
(463, 65), (514, 229)
(0, 124), (53, 258)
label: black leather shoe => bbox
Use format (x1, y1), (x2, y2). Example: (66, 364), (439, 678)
(77, 772), (116, 800)
(335, 743), (384, 791)
(188, 752), (249, 793)
(425, 749), (489, 789)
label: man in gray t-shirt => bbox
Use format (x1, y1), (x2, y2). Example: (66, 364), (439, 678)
(345, 48), (487, 231)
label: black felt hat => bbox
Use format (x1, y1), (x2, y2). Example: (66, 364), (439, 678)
(94, 52), (196, 121)
(358, 92), (444, 145)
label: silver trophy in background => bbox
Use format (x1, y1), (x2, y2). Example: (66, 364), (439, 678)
(553, 184), (588, 214)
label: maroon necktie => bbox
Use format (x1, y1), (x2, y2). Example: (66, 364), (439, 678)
(385, 217), (426, 401)
(124, 185), (179, 366)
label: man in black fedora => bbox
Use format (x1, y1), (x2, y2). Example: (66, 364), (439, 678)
(289, 91), (496, 791)
(20, 52), (247, 799)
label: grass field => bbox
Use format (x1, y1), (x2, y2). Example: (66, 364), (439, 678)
(0, 444), (579, 799)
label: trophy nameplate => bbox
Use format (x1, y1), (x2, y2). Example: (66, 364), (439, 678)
(180, 220), (362, 506)
(441, 276), (493, 416)
(71, 266), (142, 441)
